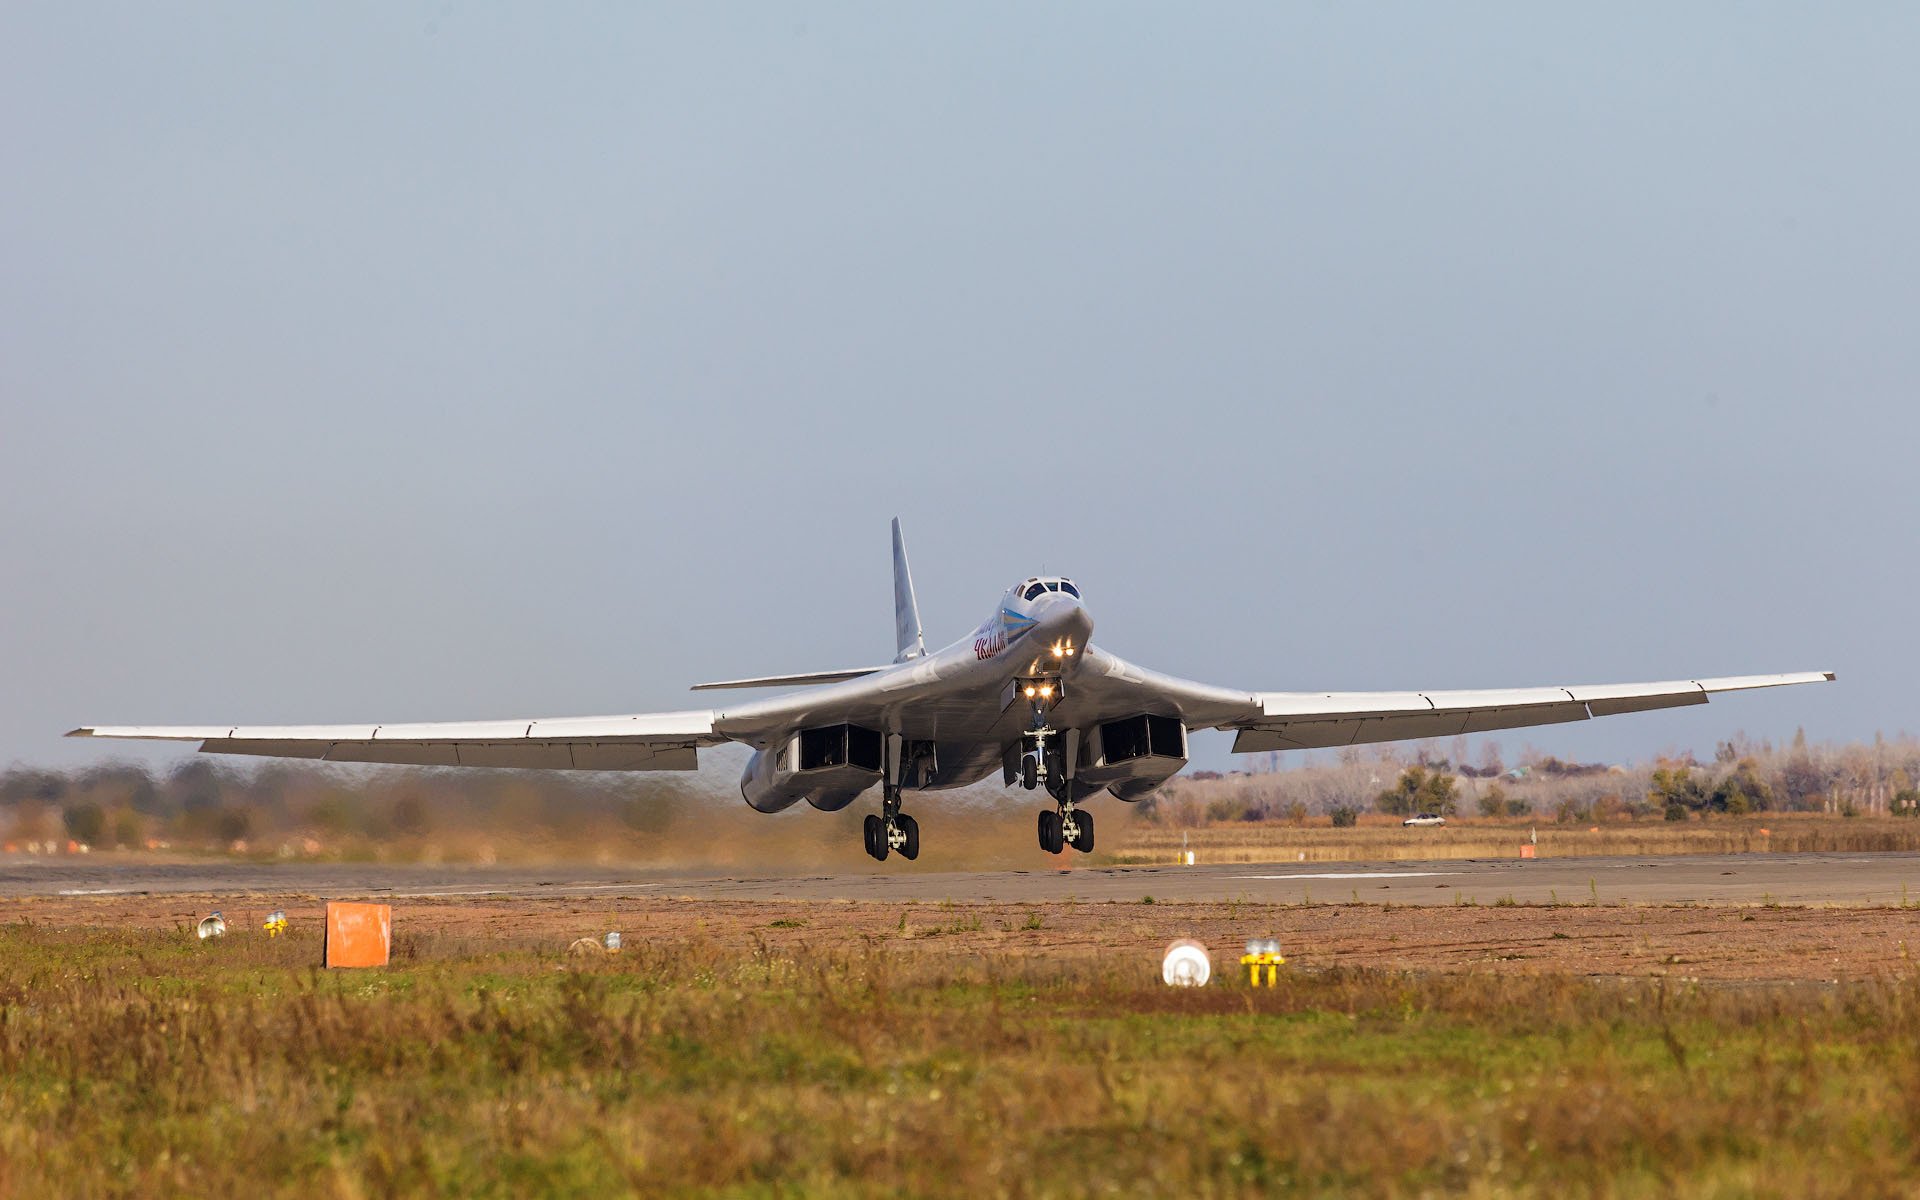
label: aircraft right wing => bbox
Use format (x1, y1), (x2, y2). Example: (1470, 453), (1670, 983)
(67, 710), (726, 770)
(1229, 672), (1836, 752)
(1070, 649), (1834, 752)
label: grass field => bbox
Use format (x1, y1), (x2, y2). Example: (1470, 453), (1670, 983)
(4, 910), (1920, 1197)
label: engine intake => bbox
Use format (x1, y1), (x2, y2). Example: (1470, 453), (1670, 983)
(1076, 714), (1188, 802)
(740, 723), (885, 813)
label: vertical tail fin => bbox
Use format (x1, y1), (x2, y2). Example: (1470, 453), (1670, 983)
(891, 517), (926, 662)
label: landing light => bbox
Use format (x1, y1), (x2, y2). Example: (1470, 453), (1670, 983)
(1039, 685), (1053, 698)
(1024, 686), (1036, 698)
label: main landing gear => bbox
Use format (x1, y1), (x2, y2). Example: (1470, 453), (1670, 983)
(863, 805), (918, 862)
(1037, 805), (1093, 855)
(864, 736), (919, 862)
(1015, 676), (1094, 856)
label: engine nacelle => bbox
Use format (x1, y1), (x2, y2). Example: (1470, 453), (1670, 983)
(739, 723), (884, 814)
(1076, 714), (1188, 802)
(740, 746), (804, 813)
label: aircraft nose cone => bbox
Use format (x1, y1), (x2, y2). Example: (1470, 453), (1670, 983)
(1031, 591), (1093, 647)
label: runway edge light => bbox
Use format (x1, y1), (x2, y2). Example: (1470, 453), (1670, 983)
(1241, 938), (1285, 986)
(1162, 939), (1211, 987)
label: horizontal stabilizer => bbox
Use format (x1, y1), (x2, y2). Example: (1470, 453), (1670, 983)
(690, 667), (889, 692)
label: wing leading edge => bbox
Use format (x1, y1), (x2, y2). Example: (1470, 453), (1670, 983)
(66, 710), (723, 771)
(690, 667), (890, 691)
(1230, 671), (1835, 753)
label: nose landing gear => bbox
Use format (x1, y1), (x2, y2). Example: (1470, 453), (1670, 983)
(1011, 676), (1094, 855)
(1015, 676), (1064, 794)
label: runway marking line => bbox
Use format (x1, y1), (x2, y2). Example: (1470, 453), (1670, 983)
(1232, 871), (1461, 881)
(384, 883), (664, 898)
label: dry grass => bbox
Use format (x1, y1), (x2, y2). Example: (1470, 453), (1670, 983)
(5, 915), (1920, 1196)
(1110, 813), (1920, 865)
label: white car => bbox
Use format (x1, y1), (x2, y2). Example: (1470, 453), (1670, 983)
(1402, 813), (1447, 827)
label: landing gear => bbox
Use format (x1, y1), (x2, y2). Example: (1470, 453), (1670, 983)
(864, 794), (920, 862)
(865, 736), (919, 863)
(1037, 809), (1062, 854)
(1013, 674), (1092, 855)
(1016, 677), (1063, 793)
(864, 801), (919, 862)
(1036, 801), (1094, 855)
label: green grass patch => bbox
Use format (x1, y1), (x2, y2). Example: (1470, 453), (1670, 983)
(1, 921), (1919, 1196)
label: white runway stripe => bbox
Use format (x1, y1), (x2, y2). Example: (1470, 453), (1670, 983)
(1232, 871), (1459, 881)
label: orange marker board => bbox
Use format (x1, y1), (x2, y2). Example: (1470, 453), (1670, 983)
(325, 902), (392, 968)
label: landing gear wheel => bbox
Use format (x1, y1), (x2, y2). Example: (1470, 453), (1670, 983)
(1021, 754), (1039, 791)
(1069, 808), (1094, 854)
(899, 814), (920, 861)
(864, 813), (889, 862)
(1037, 809), (1063, 855)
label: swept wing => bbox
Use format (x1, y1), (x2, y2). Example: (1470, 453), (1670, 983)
(66, 711), (721, 770)
(1070, 651), (1834, 751)
(690, 667), (889, 691)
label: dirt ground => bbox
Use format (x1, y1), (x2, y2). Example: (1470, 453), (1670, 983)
(10, 892), (1920, 984)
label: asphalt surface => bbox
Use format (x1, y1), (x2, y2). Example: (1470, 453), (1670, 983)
(6, 852), (1920, 906)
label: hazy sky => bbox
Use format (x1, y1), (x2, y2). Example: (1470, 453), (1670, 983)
(3, 5), (1913, 779)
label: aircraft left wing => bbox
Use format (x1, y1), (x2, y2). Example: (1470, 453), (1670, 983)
(66, 710), (724, 770)
(691, 667), (890, 691)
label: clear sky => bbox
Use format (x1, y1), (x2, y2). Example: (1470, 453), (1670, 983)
(3, 5), (1912, 777)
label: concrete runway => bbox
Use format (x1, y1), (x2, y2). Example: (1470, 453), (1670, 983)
(7, 851), (1920, 906)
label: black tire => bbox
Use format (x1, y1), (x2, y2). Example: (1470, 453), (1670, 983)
(864, 813), (888, 861)
(900, 814), (920, 861)
(1038, 809), (1062, 854)
(1071, 809), (1094, 853)
(1021, 754), (1038, 791)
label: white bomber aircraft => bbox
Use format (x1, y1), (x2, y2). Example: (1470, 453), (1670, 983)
(71, 520), (1833, 862)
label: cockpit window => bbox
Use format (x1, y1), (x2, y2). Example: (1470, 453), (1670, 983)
(1059, 580), (1079, 598)
(1024, 582), (1047, 601)
(1045, 581), (1060, 592)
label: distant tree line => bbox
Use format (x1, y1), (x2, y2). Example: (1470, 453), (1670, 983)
(0, 759), (719, 856)
(1140, 730), (1920, 827)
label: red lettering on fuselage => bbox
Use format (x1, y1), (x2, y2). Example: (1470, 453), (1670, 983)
(974, 629), (1006, 660)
